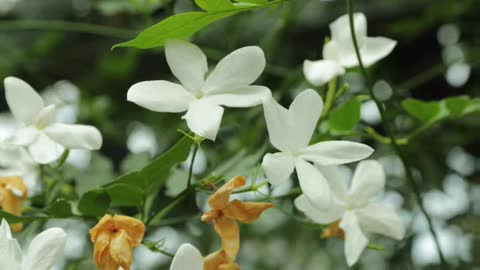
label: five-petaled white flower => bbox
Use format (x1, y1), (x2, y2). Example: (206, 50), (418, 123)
(295, 160), (405, 266)
(303, 13), (397, 86)
(3, 77), (103, 164)
(127, 39), (271, 141)
(0, 219), (67, 270)
(262, 89), (373, 207)
(169, 243), (203, 270)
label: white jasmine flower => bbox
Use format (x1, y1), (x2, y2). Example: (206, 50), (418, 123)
(0, 219), (67, 270)
(295, 160), (405, 266)
(3, 77), (103, 164)
(262, 89), (373, 207)
(304, 13), (397, 86)
(169, 243), (203, 270)
(127, 40), (271, 141)
(0, 146), (41, 195)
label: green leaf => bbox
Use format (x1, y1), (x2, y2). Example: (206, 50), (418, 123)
(465, 98), (480, 114)
(141, 137), (192, 191)
(44, 199), (75, 218)
(78, 190), (111, 217)
(236, 0), (267, 3)
(444, 96), (469, 116)
(0, 210), (47, 223)
(112, 0), (281, 49)
(402, 99), (443, 123)
(195, 0), (235, 11)
(113, 11), (238, 49)
(328, 99), (361, 132)
(104, 183), (144, 207)
(103, 137), (192, 193)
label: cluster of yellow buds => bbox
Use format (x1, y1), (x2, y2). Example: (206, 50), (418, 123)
(201, 176), (274, 269)
(87, 176), (273, 270)
(0, 176), (27, 232)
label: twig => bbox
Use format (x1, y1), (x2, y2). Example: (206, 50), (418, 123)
(346, 0), (450, 268)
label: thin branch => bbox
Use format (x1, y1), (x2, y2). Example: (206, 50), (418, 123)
(346, 0), (450, 268)
(0, 20), (136, 39)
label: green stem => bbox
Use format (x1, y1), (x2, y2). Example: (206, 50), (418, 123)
(233, 180), (269, 194)
(187, 143), (200, 188)
(146, 188), (194, 226)
(346, 0), (449, 268)
(321, 79), (338, 119)
(54, 149), (70, 169)
(0, 20), (135, 39)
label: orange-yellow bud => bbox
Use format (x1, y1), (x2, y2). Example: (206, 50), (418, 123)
(89, 214), (145, 270)
(0, 176), (27, 232)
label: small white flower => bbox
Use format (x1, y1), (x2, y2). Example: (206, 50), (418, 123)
(295, 160), (405, 266)
(127, 40), (271, 141)
(169, 243), (203, 270)
(0, 219), (67, 270)
(3, 77), (103, 164)
(262, 89), (373, 207)
(304, 13), (397, 86)
(0, 145), (40, 195)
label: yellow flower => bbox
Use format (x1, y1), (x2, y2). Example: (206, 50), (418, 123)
(204, 249), (240, 270)
(0, 176), (27, 232)
(201, 176), (274, 260)
(89, 214), (145, 270)
(321, 221), (345, 240)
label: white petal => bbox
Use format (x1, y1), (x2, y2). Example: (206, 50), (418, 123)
(300, 141), (374, 166)
(44, 123), (102, 150)
(295, 158), (332, 209)
(10, 127), (39, 146)
(170, 243), (203, 270)
(24, 227), (67, 270)
(355, 202), (405, 240)
(182, 99), (224, 141)
(262, 95), (293, 152)
(165, 40), (208, 92)
(204, 85), (271, 108)
(28, 133), (64, 164)
(34, 105), (57, 130)
(203, 46), (266, 93)
(330, 13), (367, 44)
(0, 220), (22, 270)
(303, 60), (345, 86)
(263, 90), (323, 153)
(262, 152), (294, 186)
(340, 211), (368, 267)
(349, 160), (385, 204)
(317, 165), (349, 201)
(289, 89), (323, 150)
(0, 219), (12, 239)
(127, 81), (194, 113)
(323, 40), (358, 68)
(4, 77), (44, 125)
(360, 37), (397, 67)
(294, 195), (344, 224)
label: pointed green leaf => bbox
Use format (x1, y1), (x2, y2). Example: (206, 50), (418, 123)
(78, 190), (111, 217)
(444, 96), (469, 116)
(195, 0), (235, 11)
(402, 99), (443, 123)
(104, 183), (144, 207)
(103, 137), (192, 194)
(113, 11), (238, 49)
(0, 210), (47, 223)
(236, 0), (267, 4)
(328, 99), (361, 132)
(141, 136), (192, 191)
(44, 199), (74, 218)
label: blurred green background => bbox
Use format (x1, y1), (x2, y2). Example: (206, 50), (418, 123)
(0, 0), (479, 269)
